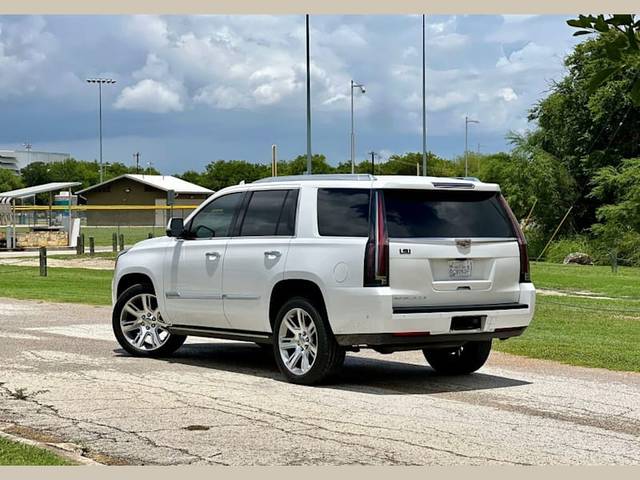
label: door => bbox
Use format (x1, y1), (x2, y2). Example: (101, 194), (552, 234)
(384, 188), (521, 309)
(163, 192), (244, 328)
(223, 189), (298, 333)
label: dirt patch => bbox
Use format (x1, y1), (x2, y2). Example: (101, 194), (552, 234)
(537, 288), (616, 300)
(5, 424), (63, 444)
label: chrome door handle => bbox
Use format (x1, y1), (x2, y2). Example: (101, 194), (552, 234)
(264, 250), (281, 258)
(205, 251), (220, 260)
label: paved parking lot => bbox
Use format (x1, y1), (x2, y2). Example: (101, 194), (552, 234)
(1, 296), (639, 465)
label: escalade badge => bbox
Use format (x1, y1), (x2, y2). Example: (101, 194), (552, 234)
(456, 239), (471, 249)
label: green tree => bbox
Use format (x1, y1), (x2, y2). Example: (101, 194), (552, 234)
(177, 170), (204, 186)
(477, 133), (577, 234)
(0, 169), (24, 193)
(279, 154), (334, 176)
(567, 14), (640, 105)
(590, 157), (640, 270)
(528, 32), (640, 230)
(20, 162), (53, 187)
(198, 160), (271, 191)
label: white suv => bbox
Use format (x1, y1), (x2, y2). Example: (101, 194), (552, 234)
(112, 174), (535, 385)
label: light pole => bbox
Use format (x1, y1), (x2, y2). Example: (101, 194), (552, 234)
(305, 15), (312, 175)
(350, 80), (366, 174)
(464, 115), (479, 176)
(422, 14), (427, 176)
(23, 142), (32, 169)
(86, 78), (116, 183)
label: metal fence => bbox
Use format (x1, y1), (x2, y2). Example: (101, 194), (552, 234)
(1, 204), (200, 250)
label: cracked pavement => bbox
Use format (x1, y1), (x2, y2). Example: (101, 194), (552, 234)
(0, 297), (639, 465)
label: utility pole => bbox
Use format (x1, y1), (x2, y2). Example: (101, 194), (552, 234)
(350, 80), (366, 174)
(464, 115), (479, 176)
(271, 144), (278, 177)
(368, 151), (377, 175)
(305, 14), (312, 175)
(86, 78), (117, 183)
(133, 152), (140, 174)
(422, 14), (427, 176)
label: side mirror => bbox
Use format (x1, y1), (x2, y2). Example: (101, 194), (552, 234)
(166, 217), (185, 238)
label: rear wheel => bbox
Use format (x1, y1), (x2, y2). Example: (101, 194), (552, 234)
(273, 297), (344, 385)
(113, 284), (186, 357)
(423, 340), (492, 375)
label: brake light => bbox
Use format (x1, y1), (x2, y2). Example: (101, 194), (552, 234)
(364, 190), (389, 287)
(498, 194), (531, 283)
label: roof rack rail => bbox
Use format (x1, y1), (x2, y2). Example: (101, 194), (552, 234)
(452, 176), (480, 182)
(254, 174), (375, 183)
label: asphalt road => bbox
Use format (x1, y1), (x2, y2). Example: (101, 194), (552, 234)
(1, 297), (639, 465)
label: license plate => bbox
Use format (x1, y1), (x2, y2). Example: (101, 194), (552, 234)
(448, 259), (472, 279)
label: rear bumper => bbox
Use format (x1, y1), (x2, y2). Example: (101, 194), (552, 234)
(325, 282), (536, 340)
(335, 327), (525, 350)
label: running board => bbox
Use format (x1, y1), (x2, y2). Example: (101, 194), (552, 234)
(167, 324), (272, 344)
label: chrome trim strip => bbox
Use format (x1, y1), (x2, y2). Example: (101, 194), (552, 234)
(165, 292), (223, 300)
(223, 294), (260, 300)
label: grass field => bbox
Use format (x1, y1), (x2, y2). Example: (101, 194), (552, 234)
(80, 226), (160, 247)
(530, 262), (640, 298)
(0, 437), (72, 465)
(491, 262), (640, 372)
(0, 261), (639, 372)
(494, 295), (640, 372)
(0, 265), (112, 305)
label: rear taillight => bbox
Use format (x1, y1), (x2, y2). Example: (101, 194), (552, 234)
(498, 194), (531, 283)
(364, 190), (389, 287)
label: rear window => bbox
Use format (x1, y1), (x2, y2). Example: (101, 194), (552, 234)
(384, 189), (515, 238)
(317, 188), (370, 237)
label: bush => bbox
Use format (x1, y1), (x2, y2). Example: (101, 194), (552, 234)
(522, 223), (546, 259)
(591, 230), (640, 268)
(541, 234), (640, 267)
(543, 236), (595, 263)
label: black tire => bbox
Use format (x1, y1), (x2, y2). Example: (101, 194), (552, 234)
(273, 297), (344, 385)
(423, 340), (492, 375)
(113, 284), (186, 357)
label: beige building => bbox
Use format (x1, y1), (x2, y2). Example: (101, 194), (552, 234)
(77, 174), (213, 227)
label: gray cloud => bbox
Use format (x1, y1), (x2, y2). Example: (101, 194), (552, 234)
(0, 14), (582, 171)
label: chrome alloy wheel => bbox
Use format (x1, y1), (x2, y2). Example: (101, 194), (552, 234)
(278, 307), (318, 375)
(119, 293), (170, 351)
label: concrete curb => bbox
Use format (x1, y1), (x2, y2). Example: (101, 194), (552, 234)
(0, 429), (102, 466)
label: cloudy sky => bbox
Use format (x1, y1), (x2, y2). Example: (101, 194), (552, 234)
(0, 14), (582, 173)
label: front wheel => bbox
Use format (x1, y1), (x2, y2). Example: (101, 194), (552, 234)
(113, 284), (186, 357)
(273, 297), (344, 385)
(423, 340), (492, 375)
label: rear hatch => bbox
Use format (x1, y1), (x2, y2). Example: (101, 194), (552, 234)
(384, 188), (520, 310)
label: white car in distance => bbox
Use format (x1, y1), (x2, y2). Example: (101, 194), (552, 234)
(112, 174), (535, 385)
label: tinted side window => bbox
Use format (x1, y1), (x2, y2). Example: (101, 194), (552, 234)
(239, 190), (295, 237)
(317, 188), (370, 237)
(276, 190), (299, 236)
(188, 192), (243, 238)
(384, 189), (515, 238)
